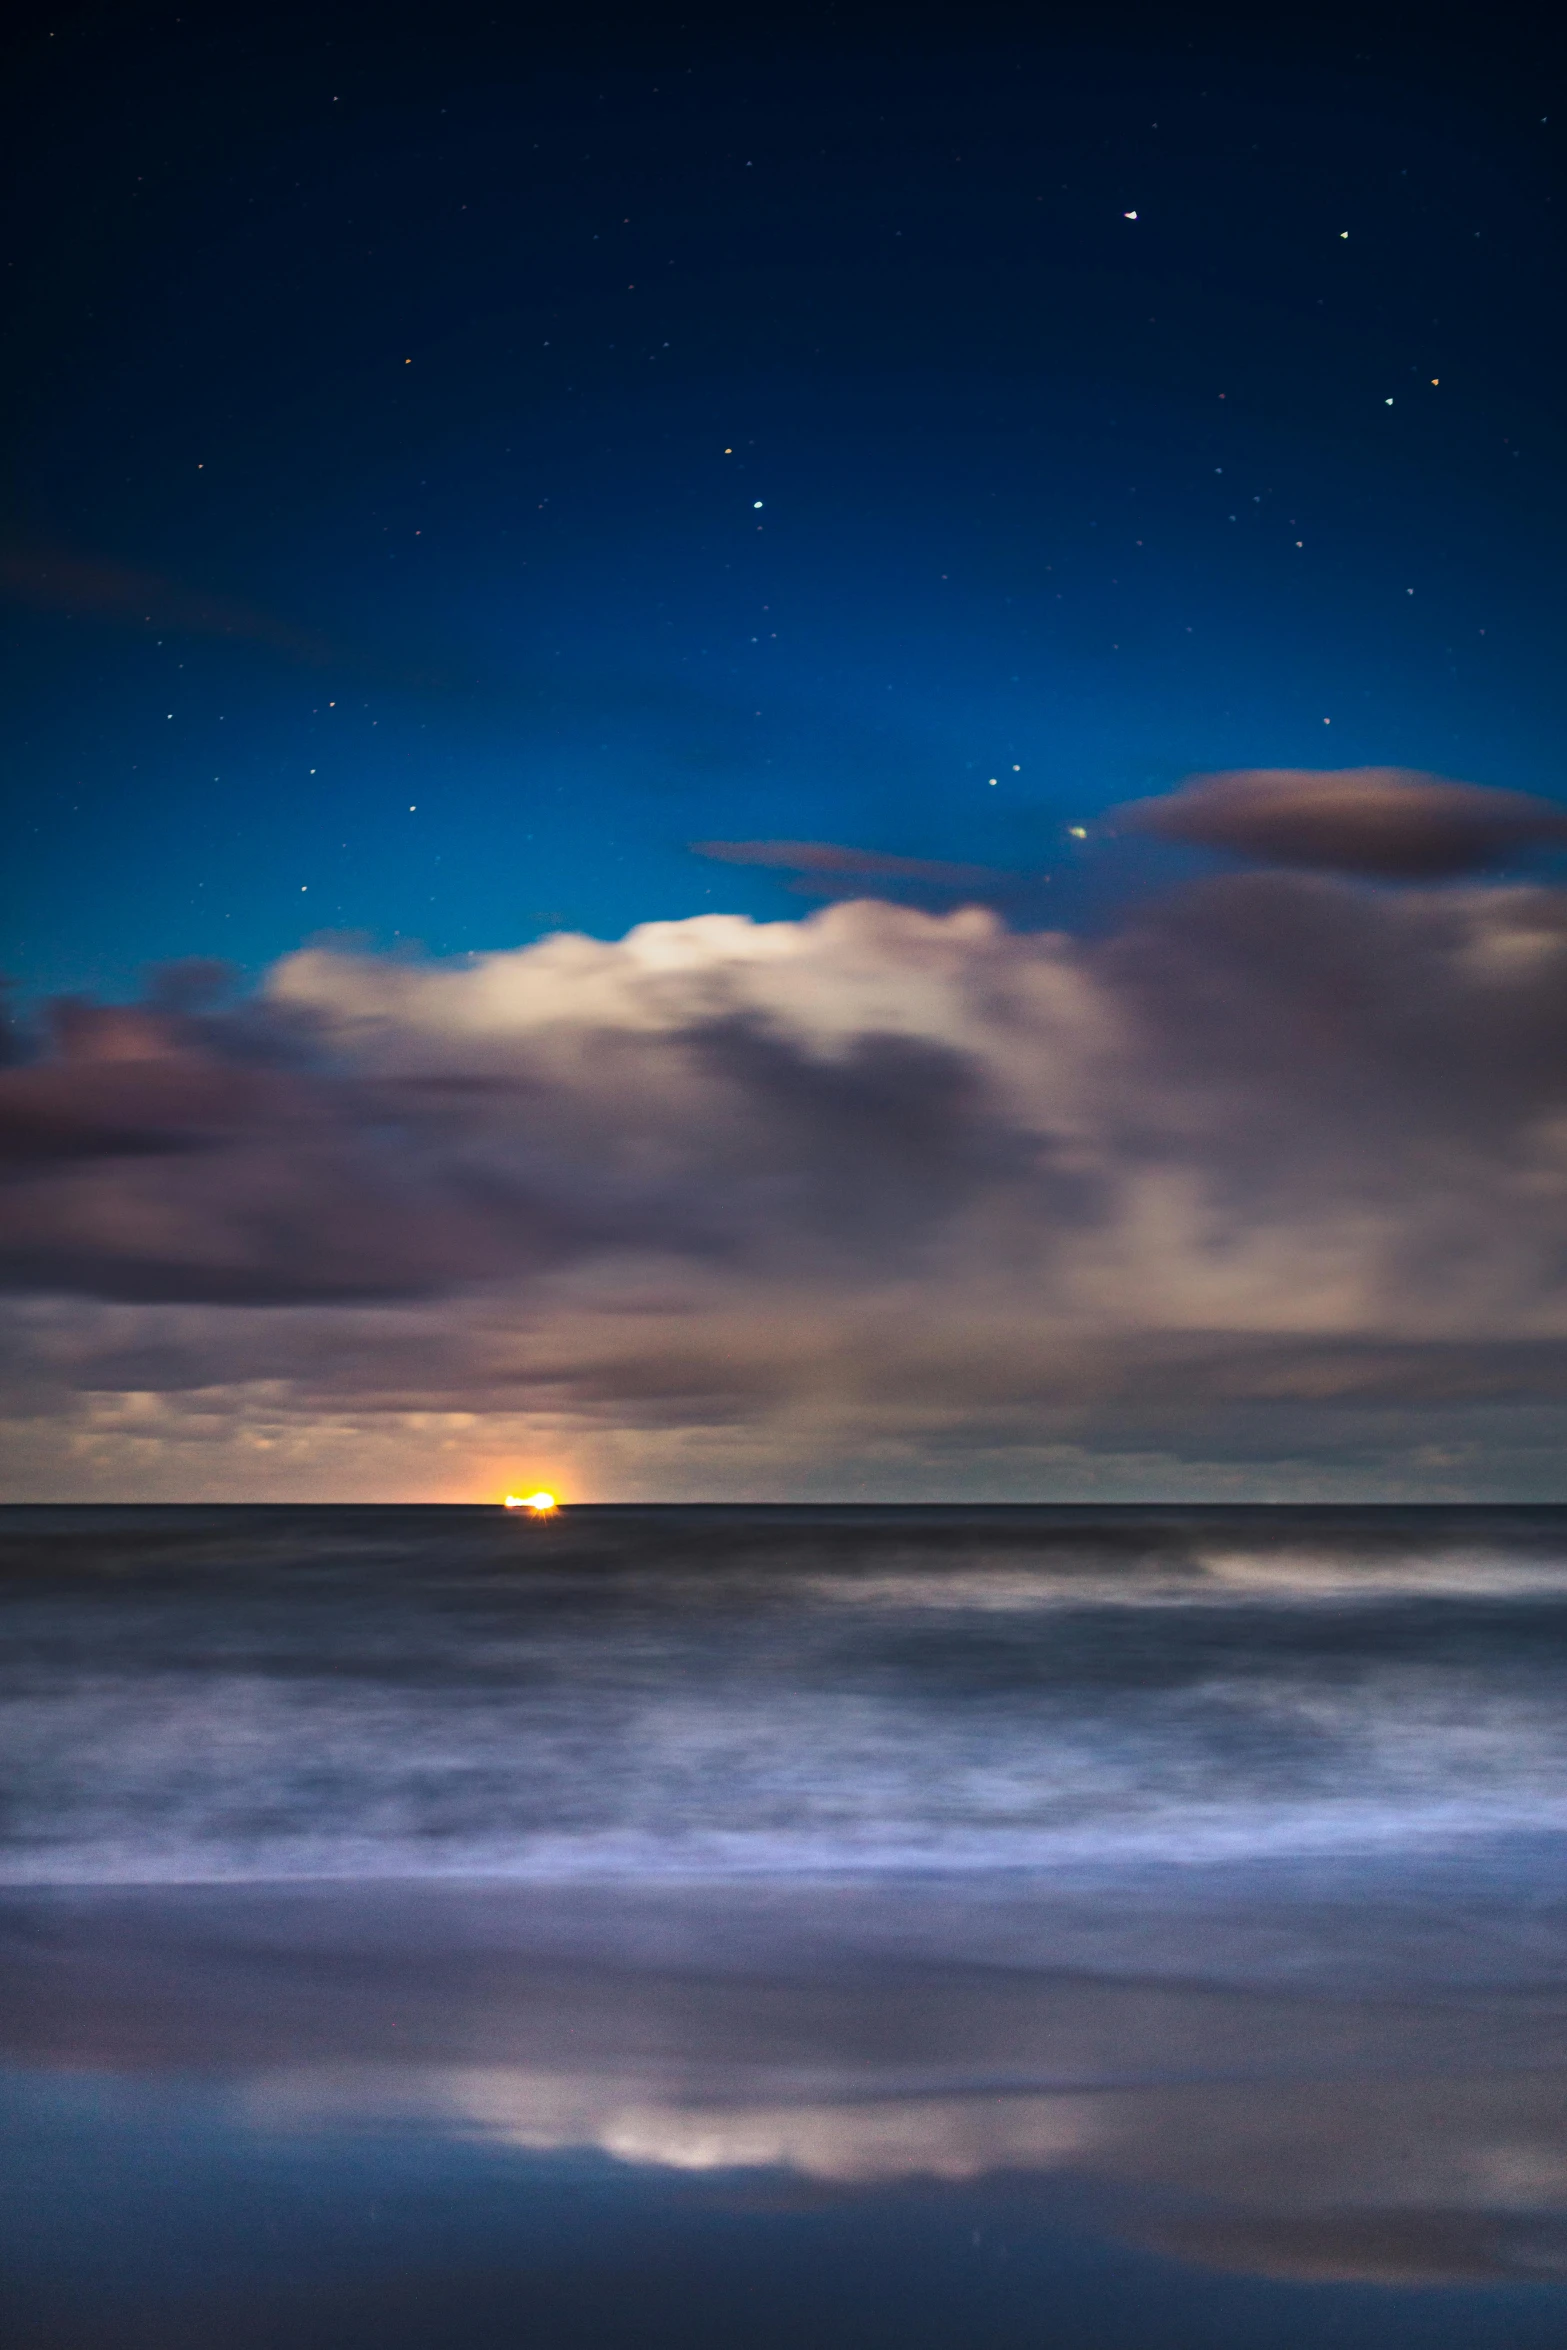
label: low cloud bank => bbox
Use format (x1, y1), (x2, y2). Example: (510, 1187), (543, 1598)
(7, 868), (1567, 1491)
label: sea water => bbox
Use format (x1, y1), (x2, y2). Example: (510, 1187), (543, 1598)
(2, 1504), (1565, 2346)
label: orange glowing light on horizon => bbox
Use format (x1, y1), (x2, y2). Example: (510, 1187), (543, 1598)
(504, 1490), (559, 1514)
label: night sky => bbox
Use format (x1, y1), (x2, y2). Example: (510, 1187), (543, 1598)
(5, 1), (1567, 1500)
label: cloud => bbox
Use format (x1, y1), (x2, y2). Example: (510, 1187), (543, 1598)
(1115, 767), (1567, 878)
(691, 838), (1018, 900)
(0, 544), (338, 665)
(0, 993), (579, 1303)
(8, 875), (1567, 1490)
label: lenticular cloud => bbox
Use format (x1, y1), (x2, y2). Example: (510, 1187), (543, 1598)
(1116, 766), (1567, 878)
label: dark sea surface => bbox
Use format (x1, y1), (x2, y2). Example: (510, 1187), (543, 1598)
(3, 1504), (1566, 2347)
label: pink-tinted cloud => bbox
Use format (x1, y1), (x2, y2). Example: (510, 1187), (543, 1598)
(0, 545), (337, 664)
(692, 838), (1015, 897)
(1116, 767), (1567, 878)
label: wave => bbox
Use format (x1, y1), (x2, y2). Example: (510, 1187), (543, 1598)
(5, 1511), (1566, 1888)
(6, 1667), (1566, 1884)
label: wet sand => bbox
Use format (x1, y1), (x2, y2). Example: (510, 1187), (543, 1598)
(3, 1876), (1566, 2344)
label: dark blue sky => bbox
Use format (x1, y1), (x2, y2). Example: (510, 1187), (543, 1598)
(6, 1), (1564, 997)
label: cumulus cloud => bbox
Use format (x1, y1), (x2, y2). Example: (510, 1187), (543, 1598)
(1116, 766), (1567, 877)
(8, 874), (1567, 1491)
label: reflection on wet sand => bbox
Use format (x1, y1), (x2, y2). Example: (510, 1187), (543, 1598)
(244, 2059), (1567, 2282)
(5, 1880), (1566, 2288)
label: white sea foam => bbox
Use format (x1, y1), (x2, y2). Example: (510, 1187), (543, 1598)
(5, 1665), (1567, 1884)
(804, 1548), (1567, 1610)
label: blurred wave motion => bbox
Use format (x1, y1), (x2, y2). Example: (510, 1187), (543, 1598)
(5, 1504), (1567, 1894)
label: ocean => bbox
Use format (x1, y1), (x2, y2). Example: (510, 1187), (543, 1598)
(3, 1503), (1565, 2346)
